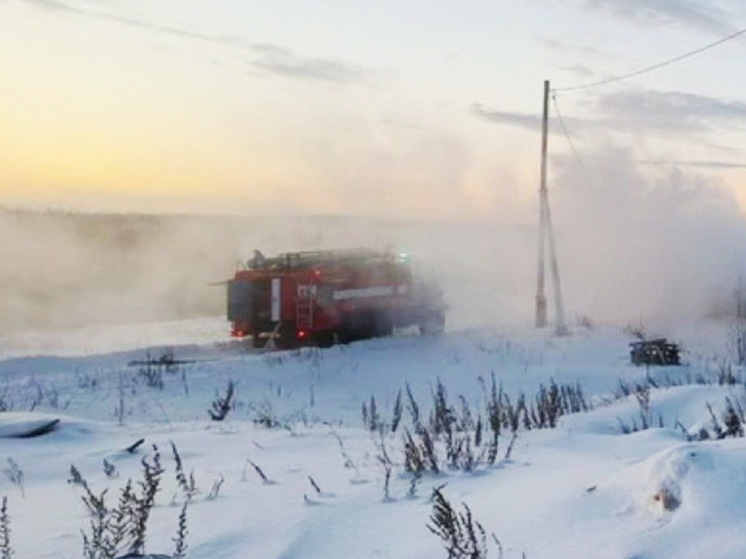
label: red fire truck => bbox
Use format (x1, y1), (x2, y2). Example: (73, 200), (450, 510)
(227, 248), (445, 349)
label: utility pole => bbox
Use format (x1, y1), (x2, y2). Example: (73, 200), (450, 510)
(535, 80), (569, 336)
(535, 80), (550, 328)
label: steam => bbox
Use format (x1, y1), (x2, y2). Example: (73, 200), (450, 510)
(552, 145), (746, 326)
(0, 209), (529, 336)
(1, 149), (744, 340)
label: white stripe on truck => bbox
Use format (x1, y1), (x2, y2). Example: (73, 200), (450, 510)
(271, 277), (281, 321)
(333, 286), (395, 301)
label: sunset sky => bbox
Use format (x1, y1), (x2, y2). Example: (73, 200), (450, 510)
(1, 0), (746, 219)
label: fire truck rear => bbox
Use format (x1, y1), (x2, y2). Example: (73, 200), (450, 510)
(227, 248), (445, 349)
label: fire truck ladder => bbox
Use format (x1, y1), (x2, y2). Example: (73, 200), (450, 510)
(296, 285), (314, 330)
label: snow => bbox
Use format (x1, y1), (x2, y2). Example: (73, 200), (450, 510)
(0, 318), (745, 558)
(0, 413), (60, 438)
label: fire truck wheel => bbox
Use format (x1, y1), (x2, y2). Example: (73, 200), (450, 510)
(314, 330), (335, 348)
(274, 323), (299, 350)
(374, 313), (393, 338)
(336, 327), (353, 345)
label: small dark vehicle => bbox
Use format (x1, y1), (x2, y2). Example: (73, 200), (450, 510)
(629, 338), (681, 366)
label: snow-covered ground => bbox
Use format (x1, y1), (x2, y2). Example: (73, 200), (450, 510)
(0, 317), (745, 558)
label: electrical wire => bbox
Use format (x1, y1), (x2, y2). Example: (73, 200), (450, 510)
(549, 27), (746, 183)
(554, 27), (746, 92)
(551, 92), (593, 187)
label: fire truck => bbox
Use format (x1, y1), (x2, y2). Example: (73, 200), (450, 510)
(227, 248), (445, 349)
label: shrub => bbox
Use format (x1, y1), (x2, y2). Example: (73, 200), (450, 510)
(208, 380), (237, 421)
(0, 497), (11, 559)
(77, 445), (167, 559)
(171, 442), (198, 502)
(172, 503), (188, 557)
(1, 461), (23, 499)
(428, 488), (488, 559)
(362, 395), (382, 432)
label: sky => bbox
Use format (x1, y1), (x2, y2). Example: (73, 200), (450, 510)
(1, 0), (746, 220)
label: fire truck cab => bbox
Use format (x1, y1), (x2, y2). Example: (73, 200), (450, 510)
(227, 248), (445, 349)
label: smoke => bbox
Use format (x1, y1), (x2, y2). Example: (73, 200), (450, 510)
(0, 210), (229, 335)
(1, 150), (743, 341)
(552, 145), (746, 327)
(0, 208), (533, 337)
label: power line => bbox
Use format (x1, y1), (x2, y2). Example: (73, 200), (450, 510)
(550, 91), (591, 185)
(552, 93), (585, 175)
(554, 27), (746, 92)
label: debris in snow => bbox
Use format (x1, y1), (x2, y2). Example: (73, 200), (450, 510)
(126, 438), (146, 454)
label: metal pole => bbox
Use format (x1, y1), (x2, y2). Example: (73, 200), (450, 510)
(535, 80), (549, 328)
(544, 189), (569, 336)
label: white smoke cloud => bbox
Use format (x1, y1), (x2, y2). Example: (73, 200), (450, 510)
(3, 149), (744, 342)
(551, 145), (746, 326)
